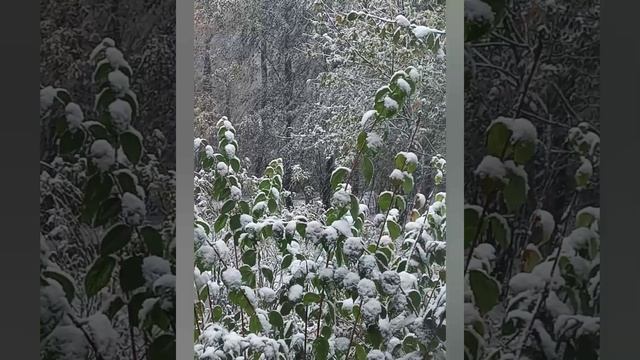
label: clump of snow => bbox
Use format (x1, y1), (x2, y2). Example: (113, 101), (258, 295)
(335, 336), (350, 352)
(230, 185), (242, 201)
(108, 70), (130, 94)
(224, 130), (235, 141)
(407, 67), (421, 82)
(361, 109), (378, 126)
(224, 144), (236, 157)
(399, 271), (418, 291)
(381, 270), (401, 295)
(121, 192), (146, 225)
(105, 47), (128, 68)
(362, 298), (382, 324)
(288, 284), (304, 302)
(464, 0), (495, 23)
(341, 298), (354, 312)
(509, 272), (544, 294)
(40, 282), (69, 339)
(205, 145), (215, 158)
(397, 78), (412, 94)
(358, 278), (377, 298)
(343, 272), (361, 291)
(532, 261), (565, 290)
(474, 155), (508, 182)
(42, 325), (90, 359)
(412, 25), (433, 38)
(142, 256), (172, 288)
(343, 237), (364, 259)
(108, 99), (132, 133)
(90, 140), (116, 172)
(64, 102), (84, 130)
(395, 15), (411, 27)
(332, 189), (351, 207)
(222, 268), (242, 289)
(366, 132), (383, 150)
(358, 254), (378, 278)
(464, 302), (481, 325)
(389, 169), (405, 182)
(367, 350), (386, 360)
(383, 96), (399, 111)
(332, 219), (353, 237)
(216, 162), (228, 176)
(86, 313), (119, 360)
(40, 86), (58, 112)
(510, 118), (538, 143)
(531, 209), (555, 244)
(138, 298), (158, 326)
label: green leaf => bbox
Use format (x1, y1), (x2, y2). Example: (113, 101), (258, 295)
(230, 157), (241, 172)
(261, 267), (274, 283)
(148, 334), (175, 360)
(503, 168), (528, 213)
(330, 167), (351, 191)
(487, 213), (511, 248)
(43, 270), (76, 302)
(313, 337), (330, 359)
(85, 255), (116, 297)
(120, 130), (143, 164)
(402, 174), (414, 193)
(268, 198), (278, 213)
(362, 156), (374, 185)
(242, 249), (257, 267)
(356, 131), (367, 152)
(355, 344), (367, 360)
(214, 214), (228, 233)
(221, 200), (236, 214)
(212, 305), (224, 321)
(93, 197), (121, 227)
(269, 311), (284, 329)
(116, 171), (137, 194)
(394, 152), (408, 169)
(394, 195), (406, 211)
(486, 120), (511, 157)
(407, 290), (421, 310)
(387, 220), (402, 240)
(303, 292), (322, 304)
(60, 129), (87, 154)
(366, 325), (384, 348)
(249, 314), (262, 333)
(229, 214), (242, 231)
(350, 195), (360, 220)
(140, 226), (164, 256)
(378, 191), (393, 212)
(128, 292), (148, 326)
(100, 223), (133, 255)
(119, 256), (145, 292)
(105, 296), (125, 320)
(464, 206), (484, 250)
(281, 254), (293, 268)
(513, 140), (535, 165)
(468, 269), (500, 315)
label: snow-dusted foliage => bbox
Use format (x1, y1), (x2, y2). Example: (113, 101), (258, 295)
(464, 0), (600, 357)
(464, 117), (600, 359)
(40, 40), (175, 359)
(194, 75), (446, 359)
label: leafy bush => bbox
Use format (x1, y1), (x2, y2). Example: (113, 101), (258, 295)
(194, 64), (446, 360)
(40, 39), (176, 360)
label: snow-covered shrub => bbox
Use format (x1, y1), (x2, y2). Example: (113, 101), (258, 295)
(464, 117), (600, 359)
(40, 39), (176, 360)
(194, 62), (446, 360)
